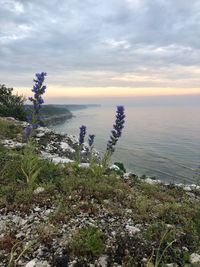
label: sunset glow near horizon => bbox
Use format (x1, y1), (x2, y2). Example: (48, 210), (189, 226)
(14, 86), (200, 100)
(1, 0), (200, 102)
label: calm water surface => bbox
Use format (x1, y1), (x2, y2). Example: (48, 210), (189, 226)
(50, 105), (200, 184)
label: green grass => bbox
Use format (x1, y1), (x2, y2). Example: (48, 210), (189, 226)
(0, 118), (200, 266)
(0, 118), (22, 140)
(69, 226), (105, 258)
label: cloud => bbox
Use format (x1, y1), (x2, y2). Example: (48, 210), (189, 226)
(0, 0), (200, 96)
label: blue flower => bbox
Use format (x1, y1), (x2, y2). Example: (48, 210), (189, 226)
(27, 72), (47, 129)
(107, 105), (125, 152)
(23, 125), (32, 142)
(88, 134), (95, 147)
(79, 125), (87, 145)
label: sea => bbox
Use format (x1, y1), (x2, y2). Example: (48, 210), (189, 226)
(50, 103), (200, 184)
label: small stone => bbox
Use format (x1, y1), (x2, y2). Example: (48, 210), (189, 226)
(34, 207), (41, 212)
(36, 260), (50, 267)
(26, 259), (36, 267)
(125, 209), (132, 214)
(184, 186), (192, 191)
(125, 225), (140, 235)
(78, 163), (90, 168)
(44, 209), (53, 216)
(16, 232), (25, 239)
(110, 164), (120, 171)
(190, 253), (200, 264)
(34, 187), (45, 194)
(20, 218), (28, 225)
(0, 221), (7, 234)
(144, 178), (158, 185)
(98, 255), (108, 267)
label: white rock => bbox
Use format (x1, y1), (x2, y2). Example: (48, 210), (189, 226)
(166, 264), (178, 267)
(44, 209), (53, 216)
(16, 232), (25, 239)
(190, 253), (200, 264)
(34, 207), (41, 212)
(60, 142), (75, 153)
(78, 163), (90, 168)
(2, 139), (25, 148)
(36, 261), (50, 267)
(125, 225), (140, 235)
(34, 187), (45, 194)
(110, 164), (120, 171)
(37, 127), (51, 133)
(25, 259), (36, 267)
(184, 186), (192, 192)
(125, 209), (132, 214)
(123, 172), (132, 179)
(144, 178), (159, 185)
(52, 157), (73, 164)
(36, 132), (45, 138)
(98, 255), (108, 267)
(0, 221), (7, 234)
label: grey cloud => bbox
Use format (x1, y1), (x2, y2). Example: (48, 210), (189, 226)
(0, 0), (200, 89)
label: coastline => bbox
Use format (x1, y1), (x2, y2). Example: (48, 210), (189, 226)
(1, 116), (199, 189)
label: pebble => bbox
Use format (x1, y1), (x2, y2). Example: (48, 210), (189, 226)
(34, 187), (45, 195)
(26, 259), (37, 267)
(125, 225), (140, 235)
(190, 253), (200, 264)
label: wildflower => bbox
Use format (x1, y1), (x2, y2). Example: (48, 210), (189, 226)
(107, 105), (125, 153)
(23, 125), (32, 142)
(27, 72), (47, 129)
(88, 134), (95, 147)
(79, 125), (87, 145)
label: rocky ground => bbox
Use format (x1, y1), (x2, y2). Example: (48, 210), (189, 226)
(1, 117), (200, 267)
(1, 117), (99, 164)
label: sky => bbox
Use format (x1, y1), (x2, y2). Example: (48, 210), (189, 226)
(1, 0), (200, 103)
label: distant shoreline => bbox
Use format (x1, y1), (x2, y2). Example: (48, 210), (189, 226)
(42, 104), (101, 126)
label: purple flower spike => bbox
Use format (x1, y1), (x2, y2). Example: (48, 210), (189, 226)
(107, 105), (125, 153)
(23, 125), (32, 142)
(88, 134), (95, 147)
(27, 72), (47, 129)
(79, 125), (87, 145)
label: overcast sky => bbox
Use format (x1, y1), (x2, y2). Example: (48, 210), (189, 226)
(1, 0), (200, 102)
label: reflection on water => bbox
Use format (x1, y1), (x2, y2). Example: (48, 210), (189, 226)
(50, 105), (200, 184)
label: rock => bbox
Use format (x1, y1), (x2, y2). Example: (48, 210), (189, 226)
(110, 164), (120, 171)
(166, 264), (178, 267)
(34, 207), (41, 212)
(78, 163), (90, 168)
(36, 260), (50, 267)
(16, 232), (25, 239)
(184, 186), (192, 192)
(34, 187), (45, 194)
(98, 255), (108, 266)
(26, 259), (37, 267)
(125, 225), (140, 235)
(36, 132), (45, 138)
(190, 253), (200, 265)
(52, 157), (73, 164)
(0, 221), (7, 234)
(144, 178), (159, 185)
(1, 139), (25, 148)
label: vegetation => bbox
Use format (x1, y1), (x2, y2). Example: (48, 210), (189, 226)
(0, 118), (200, 266)
(0, 118), (22, 140)
(0, 84), (26, 121)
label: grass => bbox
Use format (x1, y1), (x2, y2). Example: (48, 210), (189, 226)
(0, 118), (22, 140)
(0, 117), (200, 266)
(69, 226), (105, 258)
